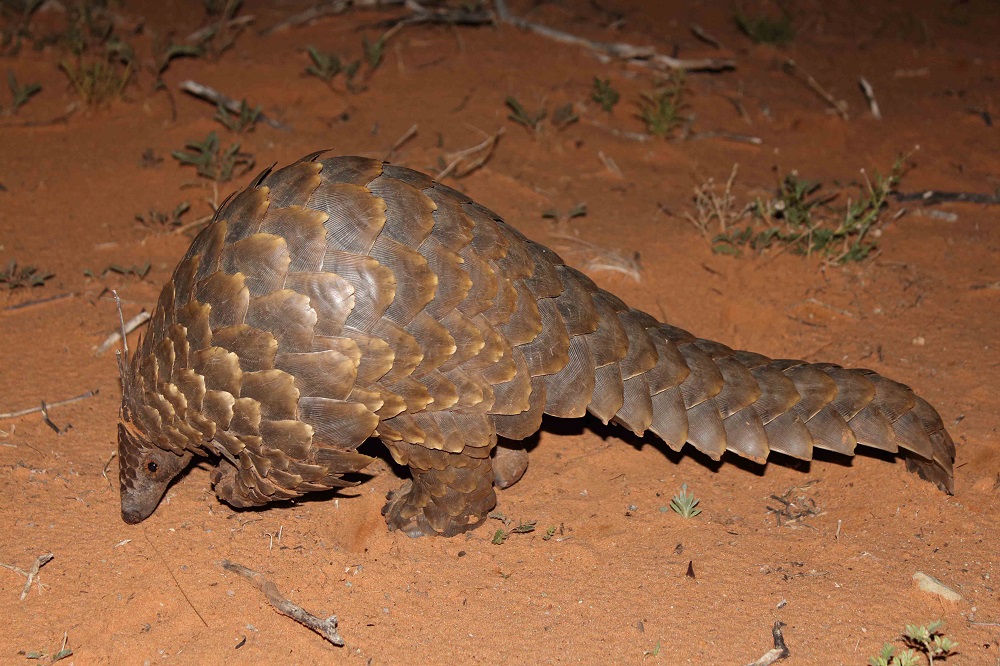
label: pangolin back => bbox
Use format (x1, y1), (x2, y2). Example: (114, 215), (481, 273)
(117, 153), (955, 534)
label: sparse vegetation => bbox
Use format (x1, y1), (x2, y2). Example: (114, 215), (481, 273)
(505, 96), (576, 135)
(305, 45), (361, 90)
(1, 260), (53, 290)
(3, 70), (40, 114)
(215, 99), (261, 133)
(362, 34), (386, 71)
(0, 0), (43, 55)
(172, 131), (255, 183)
(46, 3), (135, 107)
(591, 77), (620, 113)
(60, 57), (132, 107)
(505, 96), (546, 134)
(85, 263), (152, 280)
(687, 156), (907, 264)
(192, 0), (247, 59)
(669, 484), (701, 518)
(735, 10), (796, 45)
(637, 73), (689, 138)
(488, 511), (537, 544)
(305, 35), (385, 93)
(869, 621), (958, 666)
(135, 202), (191, 232)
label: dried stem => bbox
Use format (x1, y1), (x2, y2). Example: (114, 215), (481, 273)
(221, 560), (345, 646)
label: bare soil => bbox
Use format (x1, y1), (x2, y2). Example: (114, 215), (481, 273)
(1, 1), (998, 663)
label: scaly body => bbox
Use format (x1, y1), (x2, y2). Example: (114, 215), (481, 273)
(117, 154), (955, 537)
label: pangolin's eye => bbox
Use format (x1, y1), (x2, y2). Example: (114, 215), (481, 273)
(146, 461), (159, 474)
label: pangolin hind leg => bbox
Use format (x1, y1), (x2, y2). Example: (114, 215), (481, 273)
(492, 445), (529, 489)
(382, 440), (499, 537)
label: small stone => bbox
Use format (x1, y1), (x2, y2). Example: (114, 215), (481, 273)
(913, 571), (962, 602)
(912, 336), (926, 346)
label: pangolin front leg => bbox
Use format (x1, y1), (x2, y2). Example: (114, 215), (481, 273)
(382, 440), (498, 537)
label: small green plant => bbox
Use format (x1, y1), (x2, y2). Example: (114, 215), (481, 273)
(0, 261), (53, 289)
(735, 11), (795, 45)
(669, 484), (701, 518)
(542, 526), (557, 541)
(172, 131), (255, 183)
(637, 73), (689, 138)
(362, 34), (386, 71)
(551, 102), (579, 130)
(488, 512), (537, 544)
(305, 45), (361, 89)
(215, 99), (261, 133)
(591, 77), (619, 113)
(710, 156), (906, 263)
(4, 70), (40, 114)
(869, 621), (958, 666)
(1, 0), (43, 56)
(135, 202), (191, 231)
(505, 96), (546, 133)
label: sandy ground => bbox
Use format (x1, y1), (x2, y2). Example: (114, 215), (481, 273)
(1, 1), (998, 663)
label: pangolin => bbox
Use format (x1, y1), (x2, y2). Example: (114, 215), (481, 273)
(117, 153), (955, 537)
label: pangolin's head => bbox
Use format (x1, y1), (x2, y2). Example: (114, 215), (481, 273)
(114, 291), (194, 524)
(118, 417), (193, 524)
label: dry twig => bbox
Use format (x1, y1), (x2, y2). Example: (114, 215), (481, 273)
(744, 621), (790, 666)
(493, 0), (734, 72)
(435, 128), (504, 180)
(3, 292), (74, 311)
(0, 390), (99, 421)
(221, 560), (345, 646)
(783, 60), (848, 120)
(384, 123), (418, 160)
(688, 130), (762, 145)
(97, 311), (150, 355)
(893, 189), (1000, 205)
(0, 553), (54, 600)
(549, 233), (643, 281)
(858, 77), (881, 119)
(179, 80), (289, 130)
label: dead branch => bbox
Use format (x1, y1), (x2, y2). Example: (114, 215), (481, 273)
(893, 190), (1000, 205)
(96, 311), (151, 355)
(0, 390), (99, 421)
(0, 553), (54, 600)
(584, 118), (653, 142)
(179, 80), (290, 131)
(260, 0), (405, 36)
(384, 123), (418, 160)
(688, 130), (762, 145)
(549, 233), (643, 282)
(858, 77), (881, 119)
(690, 24), (723, 49)
(0, 103), (79, 128)
(186, 15), (255, 43)
(783, 60), (848, 120)
(493, 0), (734, 72)
(435, 127), (504, 180)
(2, 292), (74, 311)
(221, 560), (345, 647)
(744, 622), (790, 666)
